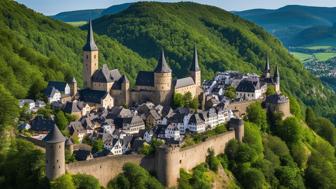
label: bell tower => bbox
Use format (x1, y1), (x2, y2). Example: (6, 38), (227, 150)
(83, 19), (99, 89)
(190, 45), (201, 87)
(263, 55), (271, 79)
(154, 49), (172, 105)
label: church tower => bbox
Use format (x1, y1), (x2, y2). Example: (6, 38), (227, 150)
(44, 125), (66, 180)
(154, 49), (172, 105)
(190, 45), (201, 87)
(83, 20), (99, 89)
(121, 75), (130, 107)
(70, 77), (77, 97)
(274, 65), (280, 94)
(263, 55), (271, 79)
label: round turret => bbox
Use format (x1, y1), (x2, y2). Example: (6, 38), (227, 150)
(44, 125), (66, 180)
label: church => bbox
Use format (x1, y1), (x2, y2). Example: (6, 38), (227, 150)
(79, 20), (202, 107)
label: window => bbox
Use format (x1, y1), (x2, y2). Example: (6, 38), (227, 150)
(94, 55), (97, 59)
(86, 55), (89, 59)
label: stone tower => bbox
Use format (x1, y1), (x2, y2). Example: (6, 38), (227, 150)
(44, 125), (66, 180)
(154, 49), (172, 105)
(263, 55), (271, 79)
(274, 65), (280, 94)
(229, 118), (244, 142)
(70, 77), (77, 97)
(121, 75), (130, 107)
(83, 20), (99, 89)
(190, 46), (201, 87)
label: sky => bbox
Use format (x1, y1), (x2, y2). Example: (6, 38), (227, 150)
(15, 0), (336, 15)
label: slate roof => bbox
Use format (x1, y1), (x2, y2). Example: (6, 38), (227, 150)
(147, 109), (161, 120)
(92, 65), (122, 83)
(190, 46), (200, 72)
(174, 77), (195, 89)
(43, 125), (66, 143)
(68, 121), (86, 135)
(44, 87), (60, 97)
(83, 20), (98, 51)
(47, 81), (68, 93)
(63, 101), (84, 113)
(79, 89), (109, 104)
(154, 49), (172, 73)
(74, 150), (92, 161)
(31, 116), (55, 132)
(265, 94), (288, 104)
(236, 79), (260, 93)
(189, 113), (205, 124)
(107, 107), (132, 119)
(135, 71), (154, 86)
(114, 116), (145, 129)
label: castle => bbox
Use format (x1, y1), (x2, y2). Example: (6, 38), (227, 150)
(79, 20), (202, 108)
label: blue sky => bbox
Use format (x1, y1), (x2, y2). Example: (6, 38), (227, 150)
(16, 0), (336, 15)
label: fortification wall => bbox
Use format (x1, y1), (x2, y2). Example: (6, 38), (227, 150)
(66, 154), (154, 187)
(227, 99), (261, 116)
(179, 131), (235, 170)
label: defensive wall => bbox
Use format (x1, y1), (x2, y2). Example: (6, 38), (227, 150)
(64, 120), (243, 188)
(227, 99), (262, 117)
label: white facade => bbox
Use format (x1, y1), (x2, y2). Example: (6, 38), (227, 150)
(165, 124), (180, 141)
(48, 90), (61, 103)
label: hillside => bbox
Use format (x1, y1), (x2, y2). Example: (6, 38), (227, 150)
(0, 0), (152, 101)
(89, 2), (336, 117)
(291, 25), (336, 46)
(235, 5), (336, 45)
(52, 3), (131, 22)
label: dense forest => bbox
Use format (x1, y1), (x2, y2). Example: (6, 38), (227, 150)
(90, 2), (336, 120)
(1, 0), (336, 188)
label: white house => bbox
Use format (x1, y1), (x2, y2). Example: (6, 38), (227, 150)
(188, 114), (206, 133)
(19, 99), (35, 111)
(104, 138), (123, 155)
(165, 124), (180, 141)
(45, 87), (61, 103)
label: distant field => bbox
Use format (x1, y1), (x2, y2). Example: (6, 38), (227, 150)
(304, 45), (333, 50)
(313, 53), (336, 61)
(66, 21), (87, 27)
(291, 52), (313, 62)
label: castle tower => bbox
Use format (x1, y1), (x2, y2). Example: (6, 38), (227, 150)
(44, 125), (66, 180)
(190, 45), (201, 87)
(263, 55), (271, 79)
(70, 77), (77, 97)
(274, 65), (280, 94)
(121, 75), (130, 107)
(154, 49), (172, 105)
(229, 118), (244, 142)
(83, 19), (99, 89)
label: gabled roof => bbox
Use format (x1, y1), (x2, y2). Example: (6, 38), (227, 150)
(47, 81), (68, 92)
(79, 89), (109, 104)
(135, 71), (154, 86)
(44, 87), (60, 97)
(63, 101), (84, 113)
(92, 65), (122, 83)
(189, 113), (205, 124)
(31, 116), (55, 132)
(154, 49), (172, 73)
(236, 79), (260, 93)
(43, 125), (66, 144)
(174, 77), (195, 89)
(190, 46), (200, 72)
(83, 20), (98, 51)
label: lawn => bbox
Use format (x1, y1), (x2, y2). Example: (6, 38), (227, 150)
(313, 52), (336, 61)
(291, 52), (313, 62)
(66, 21), (87, 27)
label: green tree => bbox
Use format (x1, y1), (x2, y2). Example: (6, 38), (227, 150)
(224, 86), (236, 99)
(276, 117), (302, 144)
(50, 174), (75, 189)
(55, 110), (68, 130)
(243, 122), (264, 154)
(190, 97), (199, 110)
(0, 84), (19, 125)
(275, 166), (305, 189)
(183, 92), (193, 108)
(206, 149), (220, 172)
(246, 102), (268, 131)
(240, 168), (266, 189)
(305, 107), (316, 126)
(173, 93), (184, 108)
(72, 174), (100, 189)
(266, 85), (276, 96)
(92, 139), (104, 153)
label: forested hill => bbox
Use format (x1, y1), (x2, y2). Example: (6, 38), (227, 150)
(0, 0), (152, 101)
(90, 2), (336, 117)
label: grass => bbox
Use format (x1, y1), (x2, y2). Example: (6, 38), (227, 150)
(313, 53), (336, 61)
(66, 21), (87, 27)
(291, 52), (313, 62)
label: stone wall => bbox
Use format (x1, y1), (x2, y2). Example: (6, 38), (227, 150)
(66, 154), (155, 187)
(156, 131), (237, 187)
(227, 99), (262, 117)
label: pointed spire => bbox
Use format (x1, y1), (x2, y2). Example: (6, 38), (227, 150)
(43, 125), (66, 144)
(154, 48), (172, 73)
(72, 77), (77, 83)
(190, 45), (200, 72)
(83, 19), (98, 51)
(265, 55), (270, 72)
(274, 65), (280, 83)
